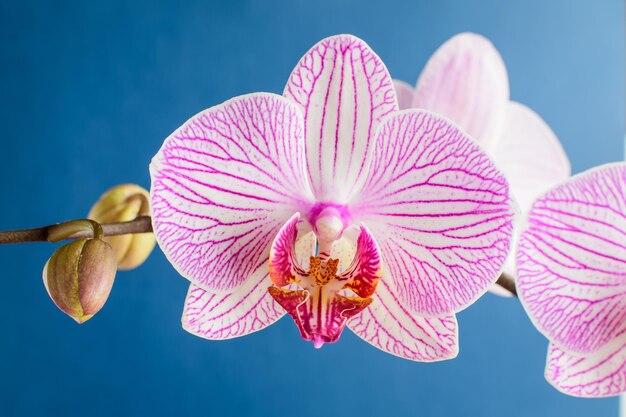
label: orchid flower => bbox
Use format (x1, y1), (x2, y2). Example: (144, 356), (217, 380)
(516, 163), (626, 397)
(394, 33), (571, 294)
(149, 34), (516, 361)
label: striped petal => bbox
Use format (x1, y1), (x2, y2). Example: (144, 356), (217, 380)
(150, 93), (312, 292)
(517, 163), (626, 354)
(546, 334), (626, 398)
(348, 276), (458, 361)
(182, 271), (283, 339)
(491, 102), (571, 213)
(284, 34), (398, 203)
(355, 110), (516, 316)
(413, 32), (509, 148)
(393, 79), (414, 110)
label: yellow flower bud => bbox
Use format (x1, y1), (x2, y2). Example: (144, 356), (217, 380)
(43, 238), (117, 323)
(88, 184), (156, 270)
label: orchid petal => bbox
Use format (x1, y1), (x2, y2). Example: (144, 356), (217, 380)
(284, 34), (398, 203)
(517, 163), (626, 354)
(546, 334), (626, 398)
(491, 102), (571, 213)
(355, 110), (516, 316)
(412, 32), (509, 148)
(348, 277), (458, 361)
(182, 272), (284, 339)
(150, 93), (312, 292)
(393, 79), (414, 110)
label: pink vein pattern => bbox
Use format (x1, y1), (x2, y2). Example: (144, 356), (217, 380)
(348, 277), (458, 361)
(150, 93), (313, 292)
(355, 110), (515, 316)
(182, 271), (284, 339)
(517, 163), (626, 355)
(391, 33), (571, 300)
(284, 34), (398, 203)
(546, 333), (626, 397)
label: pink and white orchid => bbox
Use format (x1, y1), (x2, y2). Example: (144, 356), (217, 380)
(516, 163), (626, 397)
(394, 33), (571, 294)
(149, 34), (516, 361)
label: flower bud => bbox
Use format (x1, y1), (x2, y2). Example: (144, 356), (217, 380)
(43, 238), (117, 323)
(88, 184), (156, 270)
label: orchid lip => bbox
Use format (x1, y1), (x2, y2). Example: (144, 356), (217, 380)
(268, 213), (382, 348)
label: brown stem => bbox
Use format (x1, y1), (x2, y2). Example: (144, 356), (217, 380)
(495, 271), (517, 297)
(0, 216), (153, 244)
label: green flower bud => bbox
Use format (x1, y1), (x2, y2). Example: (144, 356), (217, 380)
(88, 184), (156, 270)
(43, 238), (117, 323)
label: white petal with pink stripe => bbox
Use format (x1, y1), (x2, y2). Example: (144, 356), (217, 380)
(150, 93), (313, 293)
(348, 277), (458, 361)
(517, 163), (626, 355)
(182, 273), (282, 340)
(284, 34), (398, 203)
(396, 33), (571, 299)
(355, 110), (516, 317)
(546, 334), (626, 398)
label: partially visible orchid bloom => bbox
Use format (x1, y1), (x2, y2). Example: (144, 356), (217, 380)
(150, 34), (516, 361)
(394, 33), (571, 295)
(516, 163), (626, 397)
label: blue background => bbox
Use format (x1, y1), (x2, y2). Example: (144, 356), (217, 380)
(0, 1), (623, 416)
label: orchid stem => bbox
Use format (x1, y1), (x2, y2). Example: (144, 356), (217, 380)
(0, 216), (153, 244)
(495, 272), (517, 297)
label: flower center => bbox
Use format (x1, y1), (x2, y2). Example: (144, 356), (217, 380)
(267, 213), (382, 348)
